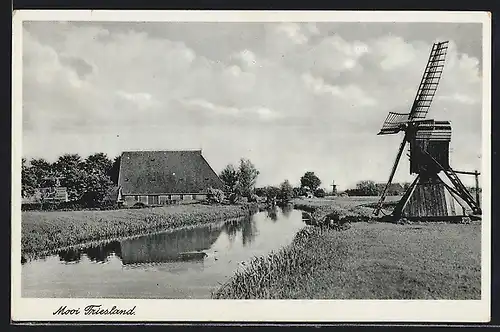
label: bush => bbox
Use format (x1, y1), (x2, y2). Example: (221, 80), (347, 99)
(130, 202), (148, 209)
(248, 194), (259, 203)
(314, 188), (326, 198)
(21, 201), (86, 211)
(228, 192), (242, 204)
(207, 187), (225, 204)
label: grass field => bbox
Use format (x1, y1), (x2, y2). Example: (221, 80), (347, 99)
(214, 197), (481, 300)
(21, 203), (256, 260)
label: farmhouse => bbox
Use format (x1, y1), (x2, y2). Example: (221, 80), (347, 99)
(117, 150), (224, 206)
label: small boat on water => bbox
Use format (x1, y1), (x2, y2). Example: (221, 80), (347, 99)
(178, 251), (208, 261)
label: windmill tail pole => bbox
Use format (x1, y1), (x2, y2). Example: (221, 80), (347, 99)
(474, 170), (481, 209)
(373, 136), (407, 216)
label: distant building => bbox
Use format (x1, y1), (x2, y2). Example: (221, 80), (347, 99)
(117, 150), (224, 206)
(375, 183), (405, 196)
(22, 177), (69, 204)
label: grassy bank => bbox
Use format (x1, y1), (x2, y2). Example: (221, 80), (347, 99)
(22, 203), (258, 260)
(293, 196), (400, 218)
(214, 197), (481, 299)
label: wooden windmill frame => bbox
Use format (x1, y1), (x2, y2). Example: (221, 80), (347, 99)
(373, 41), (482, 221)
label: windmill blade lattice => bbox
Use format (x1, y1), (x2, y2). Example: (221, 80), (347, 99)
(376, 41), (449, 136)
(409, 41), (449, 120)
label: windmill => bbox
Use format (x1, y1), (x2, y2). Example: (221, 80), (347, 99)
(373, 41), (482, 220)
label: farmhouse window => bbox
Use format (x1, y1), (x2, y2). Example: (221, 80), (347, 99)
(180, 195), (184, 200)
(148, 195), (159, 205)
(134, 195), (138, 201)
(168, 195), (172, 200)
(192, 195), (196, 200)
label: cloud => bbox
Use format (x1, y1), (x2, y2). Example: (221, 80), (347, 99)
(302, 72), (377, 107)
(116, 91), (159, 110)
(373, 36), (418, 70)
(180, 98), (281, 121)
(275, 23), (308, 45)
(438, 93), (479, 105)
(231, 49), (258, 68)
(21, 22), (484, 189)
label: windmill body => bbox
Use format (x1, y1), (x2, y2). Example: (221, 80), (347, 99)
(373, 41), (481, 220)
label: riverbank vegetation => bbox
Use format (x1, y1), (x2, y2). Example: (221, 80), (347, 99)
(21, 203), (259, 260)
(213, 197), (481, 300)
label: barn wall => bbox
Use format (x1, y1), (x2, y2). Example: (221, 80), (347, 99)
(122, 193), (208, 206)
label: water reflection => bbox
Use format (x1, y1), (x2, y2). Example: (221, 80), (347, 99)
(282, 204), (293, 218)
(85, 241), (122, 263)
(222, 217), (258, 246)
(241, 218), (258, 246)
(58, 248), (82, 263)
(56, 224), (224, 265)
(120, 224), (223, 265)
(23, 208), (307, 299)
(267, 207), (278, 222)
(54, 206), (295, 266)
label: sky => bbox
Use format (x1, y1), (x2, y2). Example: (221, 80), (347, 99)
(21, 21), (484, 190)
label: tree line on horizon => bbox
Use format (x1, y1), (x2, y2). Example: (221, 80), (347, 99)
(217, 163), (330, 205)
(23, 152), (473, 210)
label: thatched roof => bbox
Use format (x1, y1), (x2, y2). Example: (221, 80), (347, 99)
(118, 150), (224, 195)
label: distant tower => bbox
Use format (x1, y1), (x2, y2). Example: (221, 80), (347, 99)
(330, 180), (337, 196)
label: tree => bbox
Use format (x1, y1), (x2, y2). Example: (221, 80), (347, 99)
(355, 180), (378, 196)
(84, 153), (113, 175)
(108, 155), (121, 185)
(314, 188), (326, 198)
(235, 158), (259, 198)
(300, 171), (322, 192)
(219, 164), (239, 194)
(265, 186), (280, 200)
(277, 180), (294, 203)
(54, 154), (86, 200)
(29, 158), (53, 185)
(21, 158), (37, 198)
(79, 153), (114, 207)
(254, 187), (267, 197)
(80, 171), (114, 207)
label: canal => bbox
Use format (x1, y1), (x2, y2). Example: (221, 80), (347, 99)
(21, 206), (307, 299)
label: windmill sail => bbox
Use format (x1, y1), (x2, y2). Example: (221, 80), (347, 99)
(408, 41), (449, 120)
(377, 41), (449, 136)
